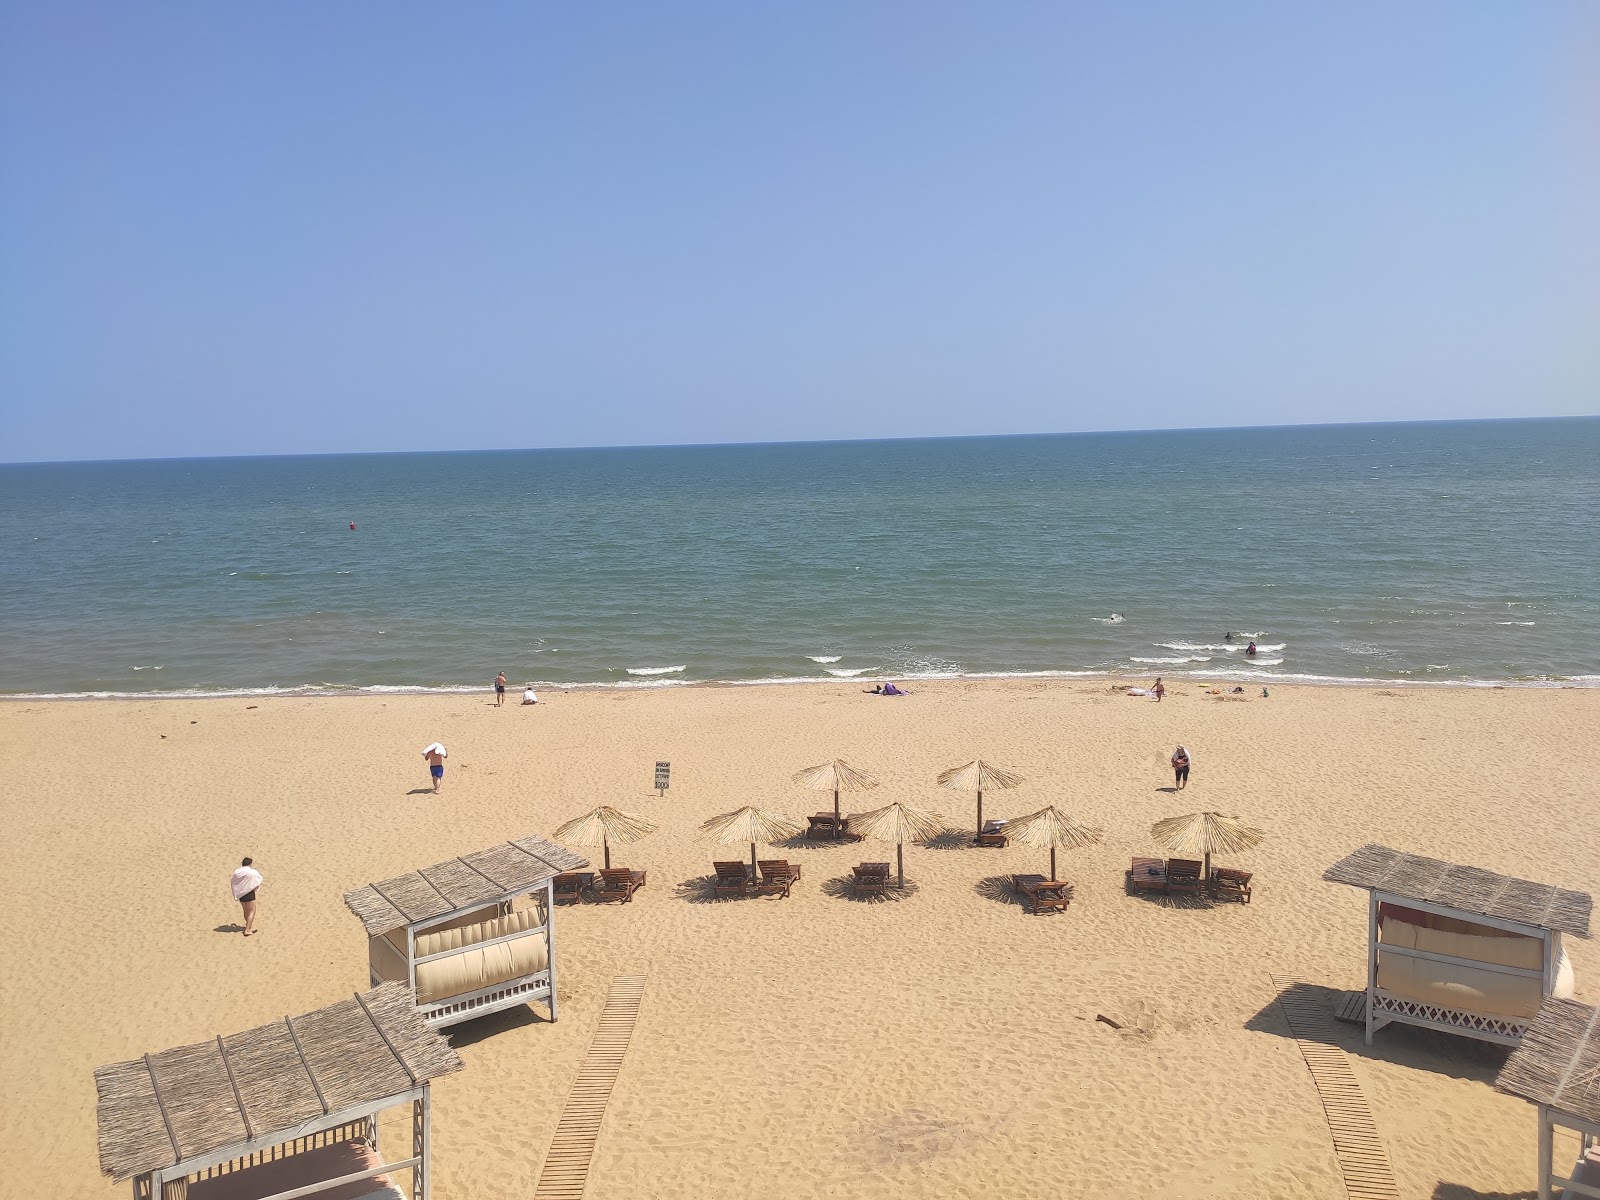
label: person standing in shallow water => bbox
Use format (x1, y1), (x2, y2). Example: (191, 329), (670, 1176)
(231, 857), (262, 937)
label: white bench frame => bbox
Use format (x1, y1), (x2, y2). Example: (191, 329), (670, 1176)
(1364, 889), (1562, 1048)
(368, 878), (560, 1029)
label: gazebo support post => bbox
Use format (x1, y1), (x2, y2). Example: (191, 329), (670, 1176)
(544, 877), (559, 1023)
(1537, 1105), (1552, 1200)
(414, 1086), (432, 1200)
(1365, 891), (1379, 1046)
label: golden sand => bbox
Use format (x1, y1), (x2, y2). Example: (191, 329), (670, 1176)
(1, 679), (1594, 1199)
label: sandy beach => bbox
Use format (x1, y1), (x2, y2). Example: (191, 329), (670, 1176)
(2, 677), (1594, 1200)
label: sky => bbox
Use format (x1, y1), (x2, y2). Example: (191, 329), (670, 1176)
(2, 2), (1597, 462)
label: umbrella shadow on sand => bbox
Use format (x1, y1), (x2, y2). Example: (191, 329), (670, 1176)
(819, 875), (921, 903)
(920, 830), (977, 852)
(1124, 885), (1216, 911)
(774, 832), (861, 851)
(973, 875), (1030, 908)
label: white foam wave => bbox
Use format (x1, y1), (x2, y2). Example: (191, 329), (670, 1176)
(825, 667), (872, 677)
(131, 665), (164, 671)
(625, 665), (686, 676)
(1495, 621), (1536, 627)
(1092, 614), (1126, 624)
(807, 655), (843, 663)
(1131, 656), (1211, 664)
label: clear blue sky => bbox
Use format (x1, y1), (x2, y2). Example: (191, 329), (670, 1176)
(2, 2), (1596, 462)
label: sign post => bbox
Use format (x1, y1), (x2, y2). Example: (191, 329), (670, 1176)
(654, 761), (670, 797)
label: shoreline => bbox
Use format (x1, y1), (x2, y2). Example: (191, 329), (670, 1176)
(5, 666), (1599, 703)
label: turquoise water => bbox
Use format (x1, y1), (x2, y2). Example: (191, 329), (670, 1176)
(2, 418), (1596, 697)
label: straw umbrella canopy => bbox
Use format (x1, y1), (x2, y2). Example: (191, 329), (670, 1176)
(847, 801), (947, 889)
(553, 806), (658, 871)
(700, 806), (804, 873)
(1150, 811), (1264, 880)
(1005, 806), (1104, 881)
(936, 759), (1025, 836)
(792, 758), (879, 839)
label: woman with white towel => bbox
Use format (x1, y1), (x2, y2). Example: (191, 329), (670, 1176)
(230, 857), (262, 937)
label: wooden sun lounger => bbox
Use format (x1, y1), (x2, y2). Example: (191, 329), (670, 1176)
(1166, 858), (1204, 897)
(593, 867), (646, 903)
(807, 813), (850, 839)
(1127, 857), (1167, 894)
(553, 872), (590, 905)
(1210, 866), (1253, 903)
(974, 829), (1009, 847)
(756, 859), (802, 898)
(1012, 874), (1071, 914)
(713, 861), (755, 897)
(852, 862), (891, 897)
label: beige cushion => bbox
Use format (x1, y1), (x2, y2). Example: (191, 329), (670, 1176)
(1378, 916), (1545, 1018)
(413, 907), (549, 1004)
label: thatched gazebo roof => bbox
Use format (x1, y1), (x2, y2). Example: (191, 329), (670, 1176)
(1324, 844), (1591, 937)
(343, 834), (587, 936)
(1494, 997), (1600, 1124)
(936, 760), (1025, 793)
(95, 983), (462, 1182)
(792, 759), (880, 793)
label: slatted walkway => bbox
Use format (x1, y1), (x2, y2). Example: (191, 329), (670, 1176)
(1272, 977), (1400, 1200)
(533, 975), (647, 1200)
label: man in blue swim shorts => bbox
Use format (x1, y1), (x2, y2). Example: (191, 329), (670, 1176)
(422, 742), (447, 793)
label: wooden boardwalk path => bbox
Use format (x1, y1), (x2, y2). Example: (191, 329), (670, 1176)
(533, 975), (647, 1200)
(1272, 977), (1400, 1200)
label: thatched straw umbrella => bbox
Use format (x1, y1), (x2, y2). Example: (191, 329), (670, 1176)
(553, 806), (658, 870)
(1150, 811), (1264, 880)
(847, 802), (947, 889)
(792, 758), (879, 839)
(936, 759), (1025, 836)
(700, 806), (804, 873)
(1005, 806), (1103, 881)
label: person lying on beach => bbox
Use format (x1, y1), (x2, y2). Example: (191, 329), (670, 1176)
(230, 857), (262, 937)
(522, 687), (539, 705)
(881, 682), (908, 696)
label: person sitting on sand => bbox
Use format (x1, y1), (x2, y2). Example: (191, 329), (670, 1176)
(1171, 746), (1191, 789)
(522, 686), (539, 705)
(230, 857), (262, 937)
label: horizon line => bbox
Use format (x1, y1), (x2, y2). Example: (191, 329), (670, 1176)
(3, 412), (1593, 469)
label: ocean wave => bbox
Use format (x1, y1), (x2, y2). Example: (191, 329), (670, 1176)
(1159, 641), (1283, 653)
(824, 667), (873, 677)
(625, 665), (686, 676)
(1495, 621), (1536, 627)
(1092, 614), (1126, 624)
(131, 665), (164, 671)
(1131, 656), (1211, 664)
(807, 655), (843, 663)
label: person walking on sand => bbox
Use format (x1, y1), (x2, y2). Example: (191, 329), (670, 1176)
(422, 742), (447, 793)
(231, 857), (262, 937)
(494, 671), (507, 707)
(1152, 677), (1165, 702)
(1171, 745), (1192, 790)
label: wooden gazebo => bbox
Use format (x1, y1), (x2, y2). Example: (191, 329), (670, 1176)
(95, 982), (462, 1200)
(1324, 844), (1590, 1047)
(1494, 997), (1600, 1200)
(344, 834), (586, 1029)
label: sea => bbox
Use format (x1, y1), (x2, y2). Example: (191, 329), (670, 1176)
(2, 418), (1596, 699)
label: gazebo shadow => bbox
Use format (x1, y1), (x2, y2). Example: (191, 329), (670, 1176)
(974, 875), (1028, 909)
(1431, 1186), (1536, 1200)
(446, 1003), (541, 1047)
(819, 875), (920, 903)
(1243, 981), (1512, 1082)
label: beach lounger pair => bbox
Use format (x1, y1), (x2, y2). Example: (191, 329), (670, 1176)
(713, 860), (801, 898)
(1125, 857), (1253, 902)
(807, 812), (851, 839)
(553, 869), (646, 904)
(851, 862), (891, 896)
(1012, 874), (1072, 914)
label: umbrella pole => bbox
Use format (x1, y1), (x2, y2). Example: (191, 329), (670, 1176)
(603, 836), (611, 871)
(1050, 846), (1057, 882)
(834, 787), (841, 840)
(976, 788), (983, 837)
(897, 843), (904, 890)
(751, 843), (758, 875)
(1204, 851), (1211, 883)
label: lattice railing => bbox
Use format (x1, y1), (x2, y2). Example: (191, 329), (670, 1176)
(1373, 991), (1529, 1040)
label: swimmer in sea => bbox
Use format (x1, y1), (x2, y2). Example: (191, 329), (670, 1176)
(1246, 641), (1257, 657)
